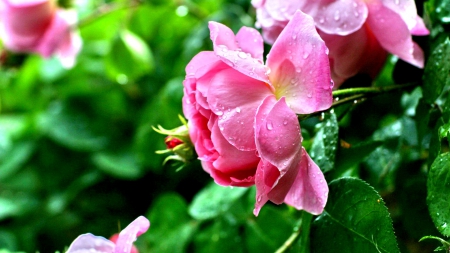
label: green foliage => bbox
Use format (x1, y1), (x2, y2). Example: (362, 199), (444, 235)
(427, 152), (450, 236)
(310, 111), (339, 173)
(189, 182), (248, 220)
(311, 178), (400, 253)
(422, 39), (450, 104)
(0, 0), (449, 252)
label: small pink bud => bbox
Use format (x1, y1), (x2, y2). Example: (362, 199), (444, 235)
(165, 136), (184, 149)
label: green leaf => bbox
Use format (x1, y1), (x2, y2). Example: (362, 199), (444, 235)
(245, 205), (296, 253)
(427, 152), (450, 236)
(0, 140), (34, 181)
(105, 29), (154, 82)
(146, 193), (196, 253)
(310, 112), (339, 173)
(39, 102), (109, 151)
(431, 0), (450, 23)
(423, 38), (450, 104)
(193, 216), (244, 253)
(189, 182), (248, 220)
(311, 177), (400, 253)
(92, 149), (142, 180)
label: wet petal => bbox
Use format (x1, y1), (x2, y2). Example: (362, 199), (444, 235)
(209, 21), (269, 83)
(262, 0), (302, 21)
(253, 96), (303, 216)
(210, 119), (259, 186)
(185, 51), (224, 79)
(366, 2), (424, 68)
(66, 234), (115, 253)
(114, 216), (150, 253)
(267, 11), (333, 114)
(207, 68), (272, 151)
(381, 0), (426, 32)
(284, 147), (328, 215)
(255, 96), (302, 172)
(236, 26), (264, 62)
(313, 0), (368, 35)
(253, 160), (274, 216)
(319, 25), (387, 87)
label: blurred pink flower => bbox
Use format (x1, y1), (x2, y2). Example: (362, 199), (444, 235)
(183, 11), (331, 216)
(0, 0), (82, 68)
(252, 0), (429, 86)
(66, 216), (150, 253)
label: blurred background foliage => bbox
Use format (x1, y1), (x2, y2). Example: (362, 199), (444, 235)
(0, 0), (450, 252)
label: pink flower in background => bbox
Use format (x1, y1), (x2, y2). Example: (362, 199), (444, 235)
(0, 0), (82, 68)
(183, 10), (331, 215)
(252, 0), (429, 86)
(66, 216), (150, 253)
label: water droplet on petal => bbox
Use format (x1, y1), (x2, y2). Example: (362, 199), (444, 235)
(334, 10), (340, 21)
(266, 121), (273, 131)
(238, 51), (248, 59)
(216, 111), (223, 116)
(303, 52), (309, 59)
(283, 120), (288, 126)
(319, 17), (325, 24)
(236, 107), (241, 113)
(307, 93), (312, 98)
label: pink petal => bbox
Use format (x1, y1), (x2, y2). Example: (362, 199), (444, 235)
(66, 234), (115, 253)
(411, 16), (429, 35)
(319, 25), (387, 87)
(207, 68), (272, 151)
(380, 0), (426, 33)
(253, 160), (278, 216)
(209, 21), (269, 83)
(53, 9), (82, 68)
(267, 10), (333, 114)
(0, 0), (54, 52)
(253, 96), (303, 215)
(185, 51), (224, 79)
(253, 3), (289, 44)
(253, 156), (302, 216)
(366, 2), (424, 68)
(210, 119), (259, 187)
(284, 148), (328, 215)
(312, 0), (368, 36)
(235, 26), (264, 62)
(114, 216), (150, 253)
(262, 0), (301, 22)
(35, 8), (75, 58)
(3, 0), (48, 7)
(255, 96), (301, 172)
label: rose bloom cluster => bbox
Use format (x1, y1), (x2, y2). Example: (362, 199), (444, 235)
(182, 0), (428, 216)
(252, 0), (429, 86)
(184, 11), (332, 216)
(0, 0), (81, 67)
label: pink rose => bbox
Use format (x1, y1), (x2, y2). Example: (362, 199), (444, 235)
(183, 11), (331, 215)
(0, 0), (82, 67)
(66, 216), (150, 253)
(252, 0), (429, 86)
